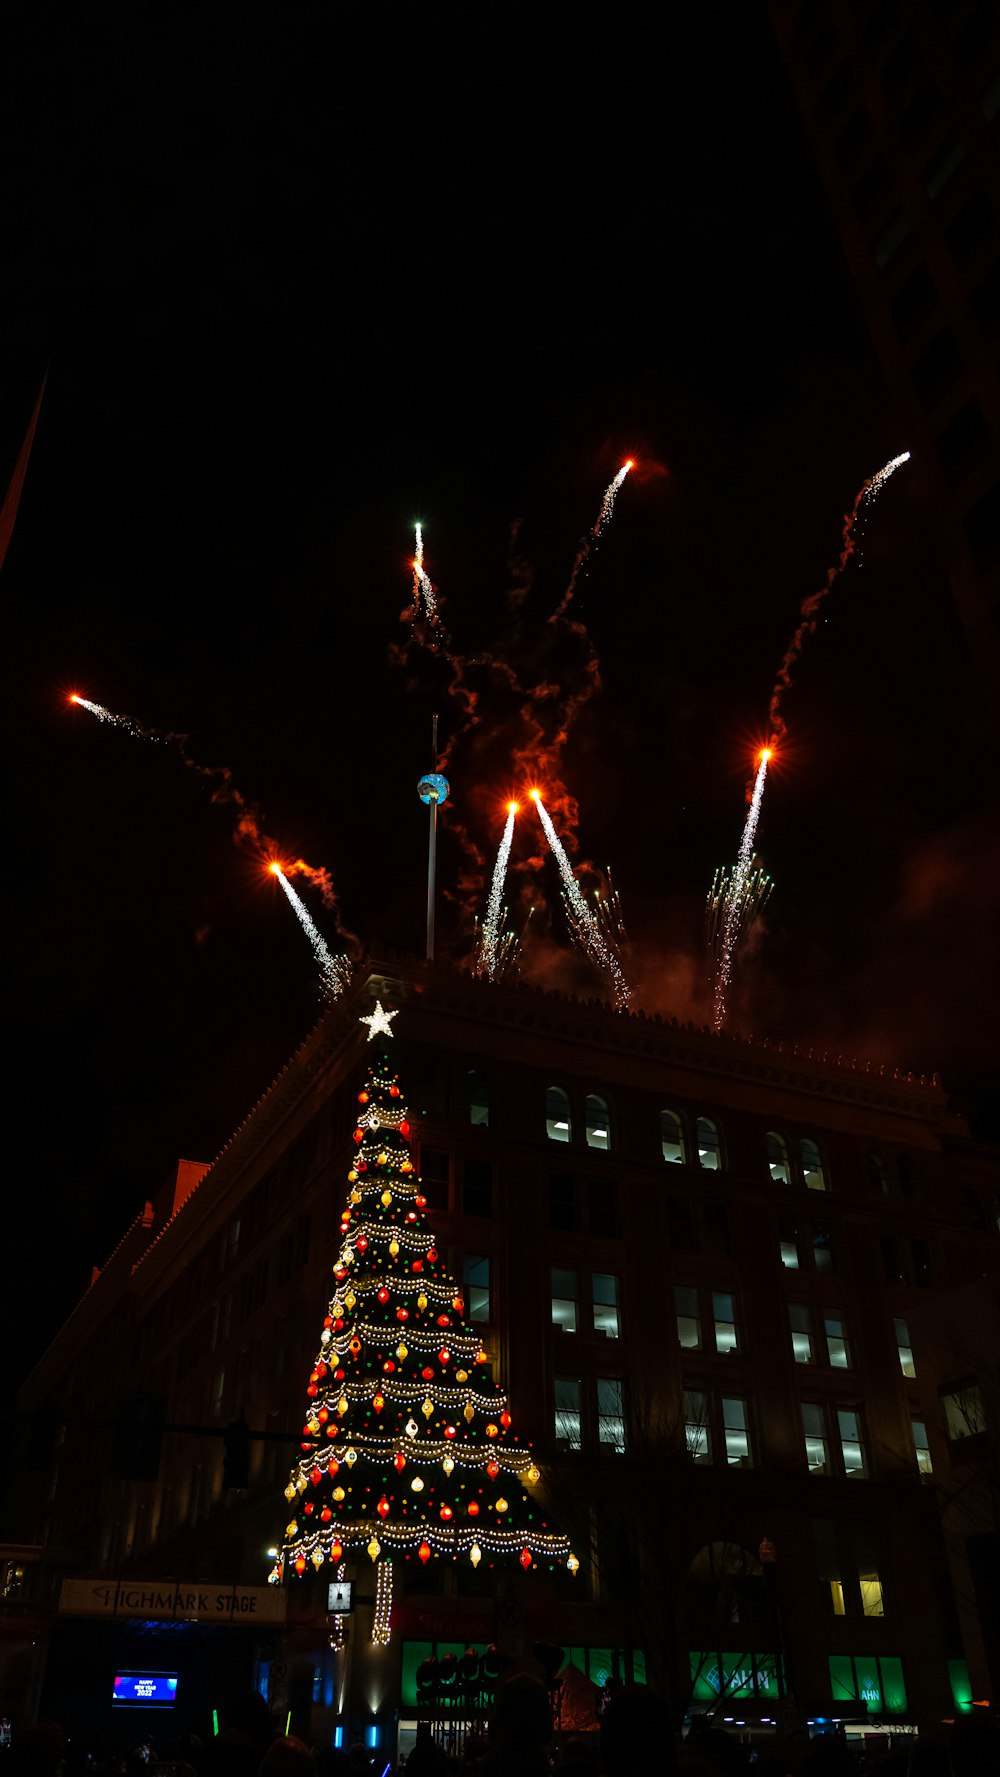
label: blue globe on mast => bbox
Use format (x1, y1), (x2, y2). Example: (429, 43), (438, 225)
(417, 773), (450, 808)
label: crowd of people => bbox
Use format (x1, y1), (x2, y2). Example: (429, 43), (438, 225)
(0, 1679), (997, 1777)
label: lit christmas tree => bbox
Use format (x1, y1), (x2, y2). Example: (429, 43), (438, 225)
(270, 1000), (576, 1643)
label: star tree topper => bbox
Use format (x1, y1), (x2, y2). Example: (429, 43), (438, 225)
(359, 1000), (399, 1042)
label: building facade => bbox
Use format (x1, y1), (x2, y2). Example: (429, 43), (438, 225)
(6, 961), (998, 1757)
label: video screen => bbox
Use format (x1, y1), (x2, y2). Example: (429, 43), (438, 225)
(111, 1673), (179, 1708)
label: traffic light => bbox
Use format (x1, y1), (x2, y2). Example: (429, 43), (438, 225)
(222, 1415), (252, 1488)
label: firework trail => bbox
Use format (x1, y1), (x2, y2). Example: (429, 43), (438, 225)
(712, 751), (771, 1031)
(68, 693), (354, 938)
(706, 858), (773, 975)
(769, 451), (911, 737)
(475, 802), (518, 980)
(531, 790), (630, 1009)
(551, 460), (633, 622)
(411, 523), (439, 626)
(270, 866), (350, 1001)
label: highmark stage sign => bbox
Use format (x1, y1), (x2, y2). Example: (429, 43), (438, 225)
(58, 1579), (287, 1625)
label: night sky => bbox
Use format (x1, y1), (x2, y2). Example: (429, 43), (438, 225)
(2, 7), (997, 1407)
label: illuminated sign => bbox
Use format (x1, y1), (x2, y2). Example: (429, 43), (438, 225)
(112, 1673), (178, 1707)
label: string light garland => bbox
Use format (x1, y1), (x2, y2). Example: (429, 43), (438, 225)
(270, 1014), (576, 1637)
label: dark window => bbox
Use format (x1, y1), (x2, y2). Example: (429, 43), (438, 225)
(462, 1157), (493, 1219)
(835, 108), (873, 167)
(922, 134), (967, 200)
(874, 208), (914, 269)
(900, 83), (944, 145)
(852, 160), (890, 218)
(668, 1195), (697, 1252)
(964, 481), (1000, 564)
(420, 1148), (450, 1188)
(869, 1153), (891, 1195)
(549, 1173), (577, 1232)
(971, 259), (1000, 334)
(897, 1158), (917, 1203)
(880, 1233), (905, 1285)
(704, 1201), (731, 1256)
(936, 400), (992, 477)
(966, 1188), (988, 1228)
(945, 190), (995, 264)
(912, 330), (962, 407)
(587, 1177), (619, 1237)
(881, 37), (920, 96)
(910, 1237), (934, 1287)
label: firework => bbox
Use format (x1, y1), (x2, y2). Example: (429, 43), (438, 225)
(476, 802), (518, 981)
(769, 450), (911, 736)
(706, 859), (773, 973)
(712, 751), (771, 1030)
(270, 865), (350, 1001)
(412, 523), (438, 625)
(69, 694), (142, 732)
(551, 459), (634, 621)
(531, 790), (630, 1009)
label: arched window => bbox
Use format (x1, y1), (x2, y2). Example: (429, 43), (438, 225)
(766, 1131), (791, 1185)
(466, 1070), (489, 1128)
(661, 1110), (686, 1165)
(585, 1093), (611, 1151)
(696, 1117), (723, 1171)
(800, 1138), (827, 1191)
(545, 1086), (572, 1143)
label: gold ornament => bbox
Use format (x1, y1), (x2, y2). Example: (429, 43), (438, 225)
(417, 1293), (428, 1312)
(389, 1240), (400, 1257)
(367, 1537), (381, 1561)
(455, 1369), (468, 1384)
(284, 1483), (297, 1502)
(338, 1396), (349, 1415)
(411, 1476), (425, 1492)
(311, 1550), (324, 1569)
(381, 1190), (392, 1207)
(470, 1543), (482, 1568)
(345, 1291), (356, 1310)
(567, 1552), (580, 1576)
(527, 1466), (540, 1484)
(496, 1498), (508, 1513)
(345, 1448), (358, 1467)
(333, 1487), (345, 1502)
(442, 1455), (455, 1476)
(464, 1404), (475, 1423)
(397, 1343), (408, 1359)
(421, 1398), (434, 1419)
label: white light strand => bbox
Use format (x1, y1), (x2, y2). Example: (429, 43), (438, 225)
(372, 1558), (393, 1645)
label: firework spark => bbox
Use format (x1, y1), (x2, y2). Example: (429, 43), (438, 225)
(706, 858), (773, 976)
(551, 460), (634, 622)
(769, 451), (911, 737)
(476, 802), (518, 981)
(712, 751), (771, 1031)
(531, 790), (630, 1009)
(270, 866), (350, 1001)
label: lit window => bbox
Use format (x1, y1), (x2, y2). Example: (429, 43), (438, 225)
(684, 1390), (711, 1464)
(941, 1380), (987, 1441)
(592, 1273), (620, 1339)
(824, 1313), (851, 1370)
(790, 1304), (814, 1364)
(778, 1218), (799, 1269)
(585, 1094), (611, 1151)
(767, 1131), (791, 1184)
(554, 1378), (582, 1450)
(464, 1255), (490, 1323)
(713, 1292), (738, 1355)
(802, 1403), (829, 1473)
(860, 1569), (885, 1617)
(894, 1318), (915, 1379)
(911, 1418), (932, 1475)
(661, 1109), (686, 1165)
(838, 1408), (867, 1476)
(722, 1397), (752, 1467)
(551, 1268), (578, 1333)
(829, 1654), (907, 1717)
(597, 1378), (626, 1453)
(696, 1117), (722, 1171)
(466, 1070), (489, 1127)
(800, 1139), (827, 1190)
(812, 1519), (845, 1614)
(675, 1285), (702, 1350)
(545, 1086), (572, 1143)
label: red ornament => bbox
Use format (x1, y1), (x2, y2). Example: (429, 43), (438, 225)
(416, 1195), (427, 1209)
(438, 1349), (450, 1366)
(390, 1085), (400, 1098)
(467, 1501), (480, 1517)
(487, 1460), (500, 1479)
(294, 1555), (307, 1576)
(436, 1314), (450, 1328)
(358, 1091), (369, 1103)
(426, 1248), (438, 1263)
(377, 1287), (390, 1304)
(519, 1548), (533, 1571)
(328, 1458), (339, 1477)
(444, 1424), (457, 1440)
(353, 1129), (363, 1145)
(334, 1368), (346, 1381)
(318, 1408), (329, 1423)
(356, 1235), (369, 1253)
(321, 1507), (332, 1522)
(377, 1496), (390, 1519)
(383, 1360), (396, 1374)
(394, 1452), (406, 1473)
(421, 1366), (435, 1382)
(324, 1315), (333, 1329)
(500, 1411), (511, 1429)
(316, 1361), (328, 1377)
(406, 1211), (417, 1223)
(311, 1466), (322, 1486)
(333, 1319), (345, 1332)
(418, 1540), (431, 1565)
(307, 1384), (318, 1398)
(440, 1505), (453, 1521)
(412, 1259), (424, 1273)
(331, 1540), (343, 1563)
(304, 1503), (314, 1516)
(399, 1120), (410, 1137)
(396, 1307), (409, 1322)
